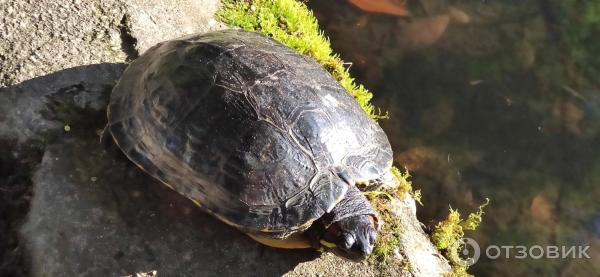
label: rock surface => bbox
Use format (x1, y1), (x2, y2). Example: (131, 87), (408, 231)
(0, 0), (127, 88)
(0, 0), (450, 276)
(0, 0), (226, 88)
(124, 0), (226, 54)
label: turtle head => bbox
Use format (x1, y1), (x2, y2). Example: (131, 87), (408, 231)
(320, 214), (377, 261)
(304, 182), (380, 261)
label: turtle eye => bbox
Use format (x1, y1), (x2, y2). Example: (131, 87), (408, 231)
(368, 228), (376, 245)
(341, 233), (355, 249)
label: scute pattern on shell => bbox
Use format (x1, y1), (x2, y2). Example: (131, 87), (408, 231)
(108, 29), (392, 238)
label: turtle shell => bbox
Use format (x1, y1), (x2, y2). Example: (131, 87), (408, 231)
(107, 29), (392, 238)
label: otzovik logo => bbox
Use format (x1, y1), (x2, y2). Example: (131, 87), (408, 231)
(453, 237), (481, 266)
(451, 237), (592, 265)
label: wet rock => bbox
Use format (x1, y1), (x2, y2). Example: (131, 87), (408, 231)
(390, 194), (451, 277)
(0, 64), (123, 144)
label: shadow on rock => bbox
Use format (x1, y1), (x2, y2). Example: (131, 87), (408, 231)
(0, 64), (316, 277)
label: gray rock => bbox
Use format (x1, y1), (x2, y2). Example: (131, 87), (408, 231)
(0, 0), (226, 88)
(124, 0), (227, 54)
(0, 0), (127, 88)
(0, 64), (122, 144)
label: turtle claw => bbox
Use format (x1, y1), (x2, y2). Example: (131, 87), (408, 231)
(356, 178), (384, 192)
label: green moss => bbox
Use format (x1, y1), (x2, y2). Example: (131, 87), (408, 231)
(446, 265), (472, 277)
(217, 0), (384, 119)
(432, 198), (490, 277)
(391, 167), (422, 204)
(369, 204), (402, 264)
(363, 168), (417, 265)
(432, 209), (462, 251)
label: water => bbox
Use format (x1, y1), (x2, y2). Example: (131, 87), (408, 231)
(307, 1), (600, 276)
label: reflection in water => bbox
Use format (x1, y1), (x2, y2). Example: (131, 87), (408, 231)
(309, 0), (600, 276)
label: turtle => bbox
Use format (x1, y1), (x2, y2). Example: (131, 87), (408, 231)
(106, 29), (393, 261)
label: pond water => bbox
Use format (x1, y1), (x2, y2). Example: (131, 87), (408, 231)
(307, 1), (600, 276)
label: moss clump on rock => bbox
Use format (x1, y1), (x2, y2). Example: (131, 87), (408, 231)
(432, 198), (490, 277)
(364, 168), (419, 265)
